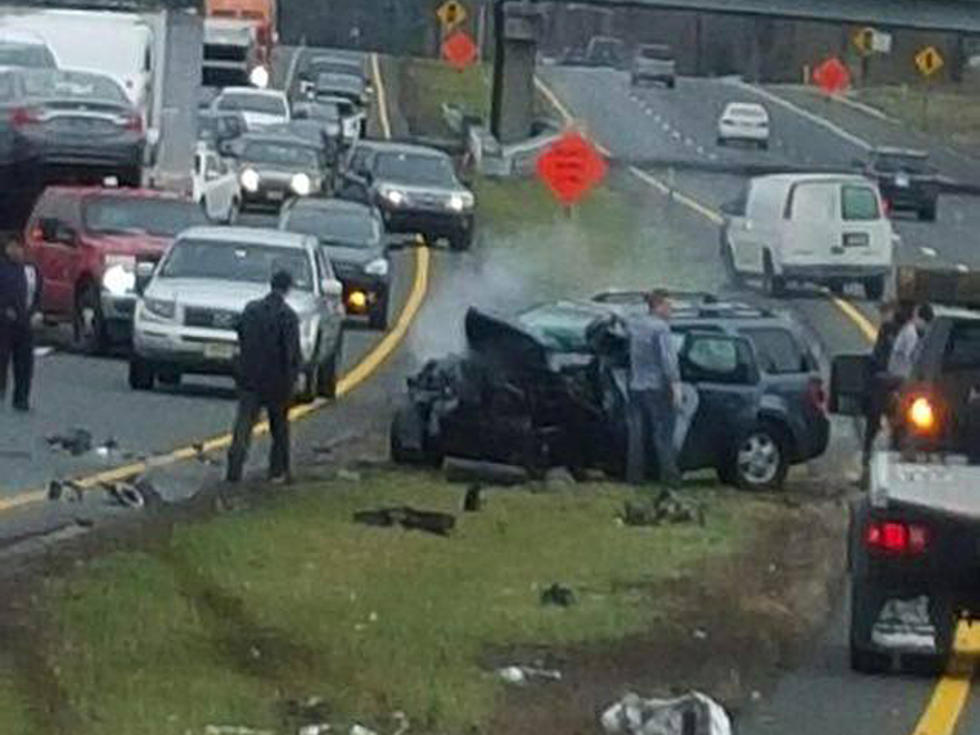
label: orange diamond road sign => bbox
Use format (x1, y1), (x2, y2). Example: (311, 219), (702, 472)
(442, 29), (478, 71)
(915, 46), (944, 77)
(437, 0), (467, 30)
(536, 131), (607, 206)
(812, 56), (851, 95)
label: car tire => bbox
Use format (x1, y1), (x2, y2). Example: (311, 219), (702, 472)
(828, 281), (845, 296)
(73, 283), (108, 356)
(120, 166), (141, 188)
(157, 371), (181, 387)
(762, 253), (786, 297)
(918, 202), (937, 222)
(717, 136), (727, 147)
(368, 297), (389, 331)
(449, 228), (473, 251)
(863, 276), (886, 301)
(666, 78), (676, 89)
(317, 344), (340, 400)
(129, 357), (155, 391)
(758, 140), (769, 150)
(720, 233), (742, 287)
(849, 577), (891, 674)
(732, 421), (789, 491)
(227, 198), (240, 225)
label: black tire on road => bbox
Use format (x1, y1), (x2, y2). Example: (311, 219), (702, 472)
(158, 371), (181, 387)
(720, 234), (742, 287)
(918, 202), (938, 222)
(864, 276), (886, 301)
(120, 166), (142, 188)
(717, 137), (727, 147)
(849, 577), (891, 674)
(666, 78), (676, 89)
(828, 281), (845, 296)
(73, 283), (108, 356)
(762, 254), (786, 298)
(732, 421), (789, 491)
(318, 343), (340, 399)
(759, 140), (769, 150)
(449, 227), (473, 251)
(368, 297), (389, 331)
(129, 357), (155, 391)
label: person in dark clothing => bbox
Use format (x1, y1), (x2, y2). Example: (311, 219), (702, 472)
(861, 301), (911, 470)
(0, 236), (41, 412)
(226, 270), (301, 484)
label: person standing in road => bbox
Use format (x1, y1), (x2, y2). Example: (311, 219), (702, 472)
(0, 236), (41, 412)
(226, 270), (301, 484)
(888, 302), (933, 380)
(624, 289), (682, 488)
(862, 300), (904, 469)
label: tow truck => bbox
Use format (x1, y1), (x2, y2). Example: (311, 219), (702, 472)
(831, 266), (980, 673)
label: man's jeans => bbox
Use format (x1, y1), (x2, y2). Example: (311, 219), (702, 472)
(226, 390), (290, 482)
(627, 388), (681, 487)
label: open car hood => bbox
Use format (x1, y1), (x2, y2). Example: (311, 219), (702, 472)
(464, 308), (550, 371)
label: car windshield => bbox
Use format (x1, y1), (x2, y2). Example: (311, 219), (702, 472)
(374, 152), (456, 186)
(84, 198), (209, 237)
(160, 239), (313, 290)
(310, 61), (360, 78)
(874, 153), (929, 173)
(0, 43), (54, 67)
(243, 141), (319, 167)
(23, 69), (128, 104)
(217, 92), (286, 116)
(303, 102), (341, 121)
(517, 303), (602, 352)
(284, 208), (380, 247)
(640, 46), (672, 60)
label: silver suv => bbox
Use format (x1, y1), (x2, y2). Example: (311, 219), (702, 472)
(631, 44), (676, 88)
(129, 227), (345, 401)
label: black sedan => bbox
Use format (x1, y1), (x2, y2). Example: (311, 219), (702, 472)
(13, 68), (146, 186)
(229, 133), (328, 212)
(279, 197), (391, 329)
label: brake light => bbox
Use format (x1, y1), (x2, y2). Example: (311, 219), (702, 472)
(882, 198), (891, 217)
(807, 377), (827, 412)
(122, 114), (143, 133)
(908, 396), (936, 433)
(11, 107), (40, 127)
(865, 520), (929, 555)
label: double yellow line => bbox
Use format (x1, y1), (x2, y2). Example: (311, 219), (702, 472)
(534, 72), (978, 735)
(0, 53), (430, 514)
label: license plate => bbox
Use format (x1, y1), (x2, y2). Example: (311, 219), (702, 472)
(204, 343), (236, 360)
(896, 174), (910, 188)
(843, 232), (870, 248)
(266, 190), (284, 201)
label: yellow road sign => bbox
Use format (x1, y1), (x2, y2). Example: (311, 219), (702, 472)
(437, 0), (467, 30)
(853, 27), (874, 56)
(915, 46), (944, 77)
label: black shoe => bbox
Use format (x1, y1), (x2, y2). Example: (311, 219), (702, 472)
(268, 474), (293, 486)
(12, 401), (29, 413)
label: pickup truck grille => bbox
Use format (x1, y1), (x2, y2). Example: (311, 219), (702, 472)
(184, 307), (239, 330)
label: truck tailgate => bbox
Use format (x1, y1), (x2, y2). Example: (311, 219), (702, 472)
(872, 451), (980, 520)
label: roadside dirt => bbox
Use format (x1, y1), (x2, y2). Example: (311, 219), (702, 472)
(485, 491), (849, 735)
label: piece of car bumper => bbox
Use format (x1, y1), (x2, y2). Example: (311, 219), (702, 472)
(20, 133), (144, 168)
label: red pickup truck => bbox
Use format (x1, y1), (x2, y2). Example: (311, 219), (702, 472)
(24, 186), (209, 354)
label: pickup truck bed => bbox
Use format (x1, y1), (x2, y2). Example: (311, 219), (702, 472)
(872, 452), (980, 521)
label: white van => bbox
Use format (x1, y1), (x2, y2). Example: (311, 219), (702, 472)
(720, 174), (894, 299)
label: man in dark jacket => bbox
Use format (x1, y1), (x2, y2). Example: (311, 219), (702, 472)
(226, 270), (301, 484)
(861, 300), (907, 470)
(0, 236), (41, 412)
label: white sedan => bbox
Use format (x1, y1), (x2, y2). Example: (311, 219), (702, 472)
(192, 144), (242, 223)
(717, 102), (770, 149)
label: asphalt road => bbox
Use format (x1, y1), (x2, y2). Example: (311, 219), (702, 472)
(539, 64), (980, 735)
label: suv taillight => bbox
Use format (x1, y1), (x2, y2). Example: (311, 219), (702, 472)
(807, 377), (827, 413)
(11, 107), (41, 127)
(865, 520), (929, 555)
(120, 113), (142, 133)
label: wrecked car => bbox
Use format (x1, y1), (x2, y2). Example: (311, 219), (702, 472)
(390, 296), (830, 490)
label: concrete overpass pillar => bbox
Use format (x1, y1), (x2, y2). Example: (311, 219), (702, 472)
(490, 1), (544, 144)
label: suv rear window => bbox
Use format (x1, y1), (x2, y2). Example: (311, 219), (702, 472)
(741, 327), (812, 374)
(841, 185), (879, 221)
(943, 323), (980, 370)
(640, 46), (672, 60)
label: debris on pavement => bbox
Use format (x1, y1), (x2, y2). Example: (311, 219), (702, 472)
(204, 727), (274, 735)
(621, 490), (705, 527)
(298, 725), (331, 735)
(600, 691), (732, 735)
(353, 506), (456, 536)
(540, 582), (576, 607)
(47, 479), (84, 502)
(463, 483), (482, 512)
(444, 456), (529, 486)
(497, 664), (563, 685)
(45, 428), (93, 456)
(349, 725), (377, 735)
(872, 595), (937, 652)
(99, 477), (162, 510)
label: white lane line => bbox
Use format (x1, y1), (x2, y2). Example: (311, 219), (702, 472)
(661, 122), (670, 131)
(654, 113), (661, 122)
(921, 246), (938, 257)
(957, 263), (970, 272)
(722, 78), (872, 151)
(696, 145), (705, 155)
(645, 109), (653, 116)
(684, 137), (694, 147)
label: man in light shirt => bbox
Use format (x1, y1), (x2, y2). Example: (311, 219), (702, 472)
(623, 289), (682, 487)
(888, 302), (934, 379)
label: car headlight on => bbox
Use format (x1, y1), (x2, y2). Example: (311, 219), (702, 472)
(101, 256), (137, 296)
(249, 65), (270, 89)
(291, 172), (313, 196)
(447, 191), (475, 211)
(382, 187), (405, 206)
(142, 297), (176, 320)
(364, 257), (389, 277)
(240, 168), (260, 192)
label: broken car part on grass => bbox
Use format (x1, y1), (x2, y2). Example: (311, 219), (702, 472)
(600, 691), (731, 735)
(353, 506), (456, 536)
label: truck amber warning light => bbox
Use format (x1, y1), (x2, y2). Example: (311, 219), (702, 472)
(908, 396), (936, 432)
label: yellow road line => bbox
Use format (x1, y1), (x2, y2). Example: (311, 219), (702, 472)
(830, 296), (878, 342)
(0, 50), (428, 513)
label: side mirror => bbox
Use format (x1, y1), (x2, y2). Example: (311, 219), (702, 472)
(322, 278), (343, 298)
(134, 260), (155, 296)
(829, 353), (872, 415)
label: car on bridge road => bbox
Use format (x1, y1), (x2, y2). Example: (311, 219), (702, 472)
(717, 101), (770, 149)
(130, 227), (346, 401)
(24, 186), (210, 354)
(210, 86), (290, 131)
(630, 43), (676, 88)
(859, 147), (940, 222)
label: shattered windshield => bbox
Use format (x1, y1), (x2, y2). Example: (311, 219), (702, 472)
(517, 302), (604, 352)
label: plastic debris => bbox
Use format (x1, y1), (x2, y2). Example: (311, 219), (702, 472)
(349, 725), (377, 735)
(205, 727), (274, 735)
(48, 480), (84, 502)
(872, 595), (937, 652)
(45, 428), (92, 456)
(621, 490), (705, 527)
(540, 583), (576, 607)
(692, 629), (708, 641)
(600, 691), (732, 735)
(497, 665), (563, 685)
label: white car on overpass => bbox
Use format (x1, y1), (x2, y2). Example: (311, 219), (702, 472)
(717, 101), (770, 149)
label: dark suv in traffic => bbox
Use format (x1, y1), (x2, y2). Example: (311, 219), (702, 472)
(391, 291), (829, 490)
(860, 147), (940, 221)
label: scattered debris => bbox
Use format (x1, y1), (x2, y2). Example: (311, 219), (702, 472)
(298, 725), (331, 735)
(463, 483), (482, 512)
(100, 478), (163, 510)
(284, 696), (330, 723)
(872, 595), (937, 652)
(337, 469), (362, 482)
(45, 428), (92, 456)
(621, 490), (705, 527)
(600, 691), (732, 735)
(540, 583), (576, 607)
(349, 725), (377, 735)
(205, 727), (274, 735)
(390, 711), (409, 735)
(47, 479), (84, 502)
(692, 628), (708, 641)
(444, 456), (529, 486)
(497, 665), (563, 685)
(353, 507), (456, 536)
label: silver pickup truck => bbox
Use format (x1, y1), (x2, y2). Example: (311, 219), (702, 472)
(831, 266), (980, 674)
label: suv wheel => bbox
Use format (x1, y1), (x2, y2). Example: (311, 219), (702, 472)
(227, 198), (240, 225)
(666, 77), (676, 89)
(73, 284), (108, 356)
(733, 423), (788, 491)
(863, 276), (885, 301)
(129, 357), (155, 391)
(449, 227), (473, 251)
(762, 254), (786, 297)
(720, 234), (742, 286)
(318, 342), (340, 399)
(849, 578), (890, 674)
(918, 201), (937, 222)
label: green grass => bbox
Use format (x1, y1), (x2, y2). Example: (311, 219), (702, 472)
(0, 672), (32, 735)
(16, 472), (767, 734)
(400, 57), (492, 135)
(856, 83), (980, 147)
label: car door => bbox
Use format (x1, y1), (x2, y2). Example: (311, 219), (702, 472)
(28, 191), (79, 317)
(313, 245), (342, 355)
(677, 332), (762, 471)
(728, 181), (767, 274)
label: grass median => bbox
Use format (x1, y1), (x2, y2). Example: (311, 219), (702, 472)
(0, 471), (773, 734)
(855, 84), (980, 149)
